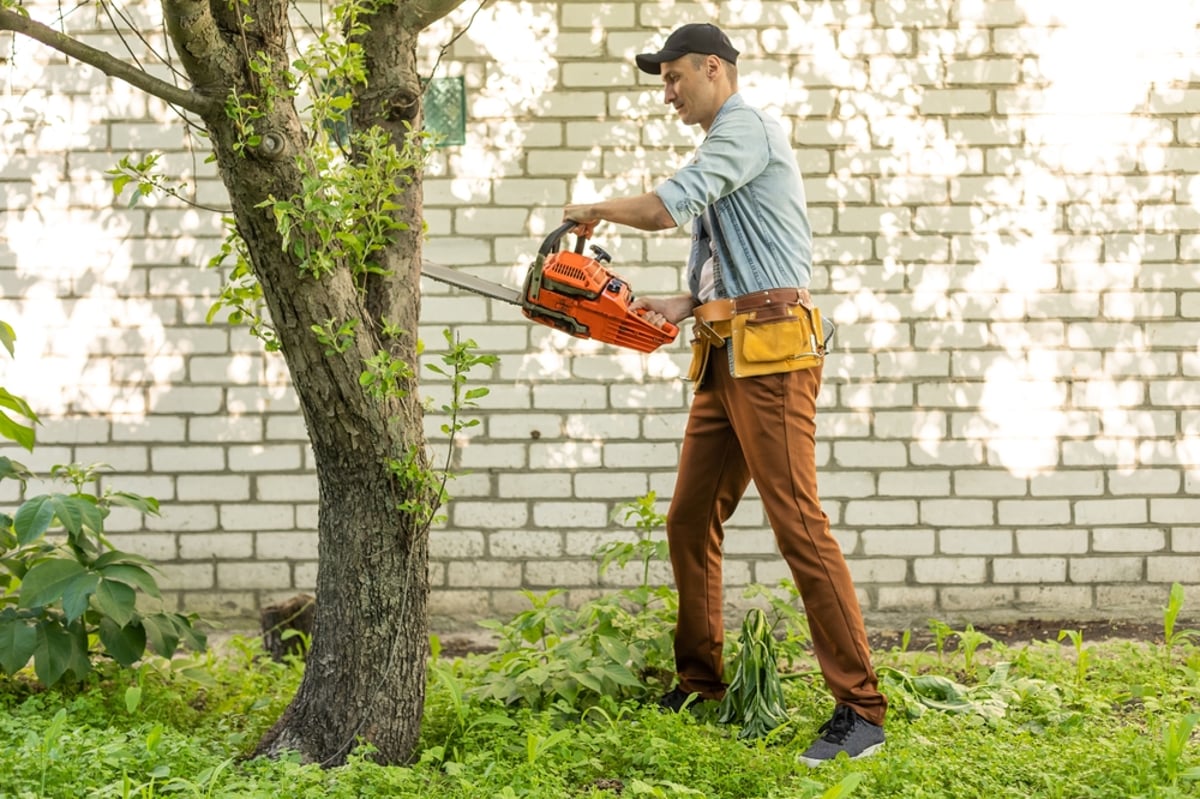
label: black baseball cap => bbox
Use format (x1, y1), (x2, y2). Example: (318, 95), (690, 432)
(635, 23), (740, 75)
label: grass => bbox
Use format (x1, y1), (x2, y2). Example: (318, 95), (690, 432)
(1, 610), (1199, 798)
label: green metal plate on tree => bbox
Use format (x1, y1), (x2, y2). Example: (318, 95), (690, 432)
(423, 76), (466, 147)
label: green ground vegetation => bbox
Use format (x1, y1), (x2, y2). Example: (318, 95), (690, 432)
(1, 580), (1198, 798)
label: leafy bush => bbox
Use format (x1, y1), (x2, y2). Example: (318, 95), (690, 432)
(0, 320), (38, 452)
(0, 461), (205, 686)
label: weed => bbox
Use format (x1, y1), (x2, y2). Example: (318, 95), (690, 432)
(1163, 582), (1200, 654)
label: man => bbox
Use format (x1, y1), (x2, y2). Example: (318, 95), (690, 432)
(562, 23), (888, 765)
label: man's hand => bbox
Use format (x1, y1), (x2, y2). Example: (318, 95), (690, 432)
(631, 293), (697, 327)
(562, 204), (598, 238)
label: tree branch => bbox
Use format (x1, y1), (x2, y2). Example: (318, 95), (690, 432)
(401, 0), (470, 30)
(160, 0), (244, 103)
(0, 7), (215, 116)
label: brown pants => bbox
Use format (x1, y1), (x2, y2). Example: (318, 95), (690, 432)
(666, 358), (888, 726)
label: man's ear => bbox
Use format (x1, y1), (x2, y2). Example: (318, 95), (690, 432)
(705, 54), (721, 79)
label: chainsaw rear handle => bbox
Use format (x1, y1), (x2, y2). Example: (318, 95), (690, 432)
(544, 220), (589, 256)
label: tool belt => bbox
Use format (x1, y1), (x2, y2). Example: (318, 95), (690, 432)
(688, 287), (826, 383)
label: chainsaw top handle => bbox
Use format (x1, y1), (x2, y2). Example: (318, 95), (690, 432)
(542, 220), (588, 256)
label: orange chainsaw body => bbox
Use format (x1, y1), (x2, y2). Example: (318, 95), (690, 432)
(521, 224), (678, 353)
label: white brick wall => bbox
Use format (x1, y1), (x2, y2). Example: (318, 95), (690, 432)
(2, 1), (1198, 629)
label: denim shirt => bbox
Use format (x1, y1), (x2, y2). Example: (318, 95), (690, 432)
(654, 93), (813, 300)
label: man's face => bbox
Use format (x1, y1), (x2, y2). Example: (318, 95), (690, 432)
(659, 54), (716, 128)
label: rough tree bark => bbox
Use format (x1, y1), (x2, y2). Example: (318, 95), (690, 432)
(1, 0), (468, 766)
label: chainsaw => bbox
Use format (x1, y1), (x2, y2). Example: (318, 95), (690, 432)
(421, 221), (679, 353)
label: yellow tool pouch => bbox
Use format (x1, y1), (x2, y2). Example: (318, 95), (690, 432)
(729, 297), (824, 378)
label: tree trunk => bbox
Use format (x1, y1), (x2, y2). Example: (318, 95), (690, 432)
(165, 0), (440, 767)
(4, 0), (467, 767)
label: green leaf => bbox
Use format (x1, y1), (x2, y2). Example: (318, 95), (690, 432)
(51, 494), (104, 538)
(92, 550), (156, 570)
(61, 572), (99, 623)
(33, 621), (90, 686)
(98, 617), (146, 667)
(0, 615), (36, 674)
(0, 320), (15, 357)
(13, 496), (55, 545)
(105, 492), (160, 516)
(0, 387), (37, 421)
(94, 578), (137, 627)
(125, 685), (143, 714)
(19, 558), (88, 609)
(0, 408), (35, 451)
(0, 456), (32, 484)
(100, 563), (161, 598)
(142, 613), (181, 657)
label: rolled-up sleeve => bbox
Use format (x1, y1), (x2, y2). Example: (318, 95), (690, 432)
(653, 107), (771, 227)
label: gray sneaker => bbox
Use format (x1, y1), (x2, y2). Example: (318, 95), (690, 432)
(798, 705), (885, 766)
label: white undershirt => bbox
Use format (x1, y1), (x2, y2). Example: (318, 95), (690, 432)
(697, 209), (718, 303)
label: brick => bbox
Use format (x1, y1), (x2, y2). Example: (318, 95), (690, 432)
(1146, 556), (1200, 584)
(177, 475), (251, 501)
(453, 501), (528, 528)
(112, 417), (187, 442)
(1151, 498), (1200, 524)
(146, 504), (218, 532)
(147, 387), (225, 414)
(1174, 529), (1200, 552)
(875, 586), (937, 612)
(150, 446), (225, 472)
(179, 532), (254, 560)
(1016, 529), (1089, 555)
(861, 529), (935, 556)
(256, 532), (317, 560)
(940, 529), (1013, 556)
(156, 563), (216, 590)
(1093, 528), (1166, 553)
(227, 444), (304, 471)
(98, 475), (174, 501)
(180, 592), (258, 618)
(429, 590), (491, 621)
(849, 558), (907, 583)
(430, 530), (486, 559)
(217, 561), (292, 590)
(993, 557), (1066, 584)
(1075, 499), (1147, 526)
(835, 441), (909, 468)
(844, 500), (918, 527)
(1069, 557), (1144, 584)
(922, 499), (993, 527)
(998, 500), (1070, 526)
(218, 504), (294, 531)
(1015, 586), (1094, 614)
(448, 561), (523, 588)
(574, 471), (649, 499)
(1095, 585), (1174, 613)
(104, 533), (176, 561)
(913, 557), (987, 584)
(939, 586), (1015, 612)
(525, 559), (598, 588)
(489, 530), (564, 559)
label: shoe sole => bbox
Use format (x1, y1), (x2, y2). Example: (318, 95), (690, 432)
(798, 741), (884, 767)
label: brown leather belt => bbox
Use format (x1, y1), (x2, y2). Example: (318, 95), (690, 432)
(693, 287), (813, 344)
